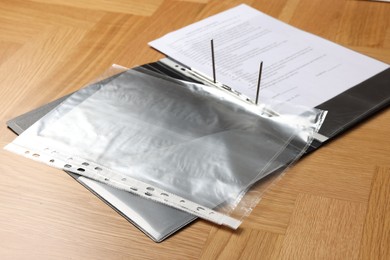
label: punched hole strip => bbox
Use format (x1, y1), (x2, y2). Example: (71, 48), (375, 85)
(160, 58), (254, 105)
(160, 58), (329, 143)
(160, 58), (330, 143)
(5, 143), (242, 229)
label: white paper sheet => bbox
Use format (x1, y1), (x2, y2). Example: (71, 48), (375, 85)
(149, 4), (389, 108)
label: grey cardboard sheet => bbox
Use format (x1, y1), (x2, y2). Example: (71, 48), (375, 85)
(7, 96), (196, 243)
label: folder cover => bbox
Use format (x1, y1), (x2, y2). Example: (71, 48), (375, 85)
(7, 62), (389, 241)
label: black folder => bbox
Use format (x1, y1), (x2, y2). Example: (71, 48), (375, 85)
(142, 61), (390, 151)
(7, 62), (390, 242)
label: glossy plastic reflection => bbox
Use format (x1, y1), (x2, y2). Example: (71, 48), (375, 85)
(11, 68), (325, 220)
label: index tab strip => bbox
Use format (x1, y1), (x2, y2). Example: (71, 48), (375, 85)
(4, 142), (242, 229)
(313, 132), (328, 143)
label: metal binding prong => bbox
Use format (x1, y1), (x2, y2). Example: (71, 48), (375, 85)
(255, 61), (263, 105)
(211, 39), (216, 83)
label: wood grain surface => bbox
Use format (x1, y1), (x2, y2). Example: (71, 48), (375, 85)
(0, 0), (389, 259)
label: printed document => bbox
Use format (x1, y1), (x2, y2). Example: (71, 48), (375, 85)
(149, 4), (389, 107)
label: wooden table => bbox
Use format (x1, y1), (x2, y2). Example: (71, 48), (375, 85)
(0, 0), (389, 259)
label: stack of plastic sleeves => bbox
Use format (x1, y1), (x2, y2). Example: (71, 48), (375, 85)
(5, 66), (326, 228)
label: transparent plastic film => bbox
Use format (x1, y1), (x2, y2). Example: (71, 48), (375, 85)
(5, 67), (326, 229)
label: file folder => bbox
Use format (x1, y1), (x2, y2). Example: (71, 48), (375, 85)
(7, 62), (389, 241)
(6, 4), (389, 242)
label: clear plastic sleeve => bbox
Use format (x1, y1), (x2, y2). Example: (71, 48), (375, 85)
(5, 66), (326, 228)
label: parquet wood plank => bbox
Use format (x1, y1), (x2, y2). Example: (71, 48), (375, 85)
(251, 0), (290, 19)
(0, 26), (88, 120)
(0, 42), (21, 66)
(278, 194), (367, 259)
(351, 46), (390, 63)
(275, 148), (374, 203)
(337, 0), (390, 47)
(199, 227), (284, 260)
(358, 167), (390, 260)
(288, 0), (347, 41)
(277, 0), (301, 22)
(1, 0), (104, 29)
(26, 13), (149, 100)
(0, 21), (45, 44)
(28, 0), (163, 16)
(241, 189), (297, 234)
(115, 0), (207, 66)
